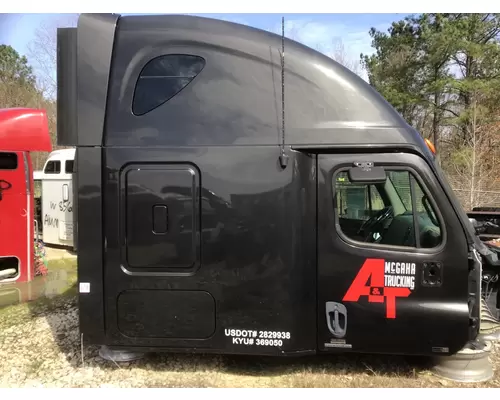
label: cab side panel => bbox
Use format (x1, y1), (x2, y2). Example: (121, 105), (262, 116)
(69, 14), (118, 342)
(76, 14), (119, 147)
(103, 147), (317, 354)
(76, 147), (105, 343)
(96, 15), (318, 354)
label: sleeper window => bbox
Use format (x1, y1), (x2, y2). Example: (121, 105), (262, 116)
(334, 169), (442, 249)
(0, 152), (17, 170)
(132, 54), (206, 116)
(44, 160), (61, 174)
(65, 160), (74, 173)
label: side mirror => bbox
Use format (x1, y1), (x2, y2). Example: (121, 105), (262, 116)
(348, 162), (387, 184)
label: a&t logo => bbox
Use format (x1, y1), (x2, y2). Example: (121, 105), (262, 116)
(342, 258), (417, 319)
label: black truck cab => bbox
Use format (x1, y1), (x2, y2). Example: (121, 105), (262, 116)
(56, 13), (499, 363)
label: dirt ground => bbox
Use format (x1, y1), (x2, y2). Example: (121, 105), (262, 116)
(44, 247), (77, 261)
(1, 259), (500, 388)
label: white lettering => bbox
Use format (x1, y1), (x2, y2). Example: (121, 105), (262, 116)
(232, 338), (254, 345)
(225, 328), (291, 345)
(383, 261), (417, 290)
(384, 261), (417, 276)
(384, 262), (391, 274)
(226, 329), (255, 337)
(384, 274), (416, 290)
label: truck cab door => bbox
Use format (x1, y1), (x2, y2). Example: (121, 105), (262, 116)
(317, 152), (471, 356)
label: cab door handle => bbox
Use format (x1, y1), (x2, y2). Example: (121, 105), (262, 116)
(152, 205), (168, 234)
(326, 301), (347, 338)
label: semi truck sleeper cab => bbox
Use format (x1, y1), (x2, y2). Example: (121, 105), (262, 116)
(56, 13), (500, 382)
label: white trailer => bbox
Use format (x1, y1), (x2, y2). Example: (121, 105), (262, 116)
(39, 148), (75, 249)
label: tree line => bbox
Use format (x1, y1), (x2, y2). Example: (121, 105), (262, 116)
(1, 13), (499, 209)
(361, 13), (500, 209)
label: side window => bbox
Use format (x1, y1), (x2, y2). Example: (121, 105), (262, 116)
(412, 179), (442, 248)
(44, 160), (61, 174)
(0, 152), (18, 170)
(132, 54), (206, 116)
(336, 173), (384, 221)
(65, 160), (74, 173)
(334, 168), (443, 249)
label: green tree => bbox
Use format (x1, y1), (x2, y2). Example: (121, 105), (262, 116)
(0, 44), (42, 110)
(361, 16), (424, 127)
(0, 44), (37, 86)
(361, 14), (456, 161)
(362, 13), (500, 209)
(443, 14), (500, 208)
(417, 13), (456, 160)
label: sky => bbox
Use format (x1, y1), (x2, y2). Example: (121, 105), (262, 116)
(0, 13), (411, 82)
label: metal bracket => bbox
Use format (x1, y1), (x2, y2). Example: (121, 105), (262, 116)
(353, 162), (374, 170)
(422, 261), (443, 287)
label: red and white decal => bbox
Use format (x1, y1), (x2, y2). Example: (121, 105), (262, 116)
(342, 258), (417, 319)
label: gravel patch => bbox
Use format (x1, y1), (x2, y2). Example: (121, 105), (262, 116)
(2, 293), (500, 388)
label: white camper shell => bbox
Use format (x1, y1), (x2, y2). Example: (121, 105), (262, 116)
(38, 148), (75, 248)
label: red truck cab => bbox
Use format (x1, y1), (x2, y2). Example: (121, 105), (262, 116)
(0, 108), (52, 283)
